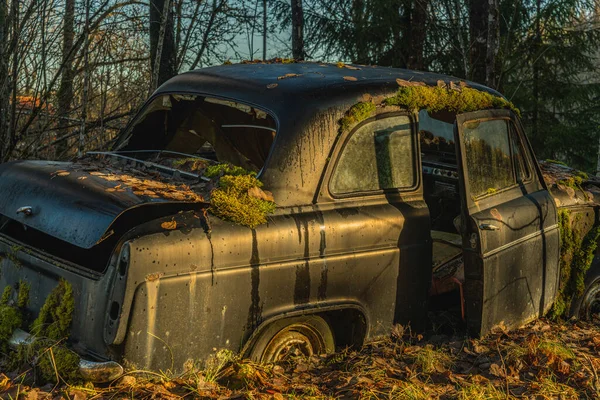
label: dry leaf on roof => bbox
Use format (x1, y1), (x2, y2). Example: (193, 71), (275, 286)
(248, 186), (275, 202)
(277, 73), (301, 80)
(343, 76), (357, 81)
(396, 78), (426, 87)
(267, 83), (278, 89)
(161, 220), (177, 230)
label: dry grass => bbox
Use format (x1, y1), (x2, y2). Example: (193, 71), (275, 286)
(0, 318), (598, 399)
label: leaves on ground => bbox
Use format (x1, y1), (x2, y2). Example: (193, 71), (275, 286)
(1, 317), (598, 399)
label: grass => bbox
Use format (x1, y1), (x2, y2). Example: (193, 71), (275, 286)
(457, 381), (513, 400)
(413, 345), (453, 374)
(0, 318), (597, 399)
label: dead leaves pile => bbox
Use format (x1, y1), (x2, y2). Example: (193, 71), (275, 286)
(89, 171), (204, 203)
(1, 318), (599, 399)
(53, 158), (207, 203)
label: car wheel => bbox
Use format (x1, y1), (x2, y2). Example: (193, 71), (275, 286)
(579, 278), (600, 322)
(249, 316), (334, 363)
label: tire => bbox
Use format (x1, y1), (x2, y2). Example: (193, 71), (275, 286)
(248, 315), (335, 363)
(578, 278), (600, 322)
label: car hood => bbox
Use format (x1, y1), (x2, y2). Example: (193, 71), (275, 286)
(0, 160), (207, 248)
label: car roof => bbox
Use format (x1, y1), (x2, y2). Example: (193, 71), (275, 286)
(155, 62), (502, 118)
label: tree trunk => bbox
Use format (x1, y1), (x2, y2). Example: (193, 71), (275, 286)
(531, 0), (541, 151)
(468, 0), (487, 84)
(352, 0), (368, 64)
(407, 0), (429, 70)
(262, 0), (267, 60)
(56, 0), (75, 159)
(0, 0), (9, 161)
(291, 0), (304, 60)
(79, 0), (91, 156)
(485, 0), (500, 88)
(150, 0), (176, 90)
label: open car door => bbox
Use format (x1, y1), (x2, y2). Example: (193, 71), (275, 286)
(454, 109), (560, 336)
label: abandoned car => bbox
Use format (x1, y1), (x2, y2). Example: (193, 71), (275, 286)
(0, 62), (599, 380)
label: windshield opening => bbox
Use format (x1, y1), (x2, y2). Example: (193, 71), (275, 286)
(115, 94), (277, 172)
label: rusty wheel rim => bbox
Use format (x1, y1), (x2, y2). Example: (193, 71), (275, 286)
(262, 324), (326, 362)
(582, 283), (600, 323)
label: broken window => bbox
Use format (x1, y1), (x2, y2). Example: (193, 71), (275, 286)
(115, 94), (277, 172)
(330, 115), (415, 195)
(463, 119), (514, 198)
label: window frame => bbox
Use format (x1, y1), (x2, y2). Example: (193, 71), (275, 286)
(327, 112), (420, 199)
(460, 115), (534, 202)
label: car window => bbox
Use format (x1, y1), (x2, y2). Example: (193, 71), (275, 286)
(510, 124), (531, 183)
(330, 116), (415, 195)
(463, 119), (515, 198)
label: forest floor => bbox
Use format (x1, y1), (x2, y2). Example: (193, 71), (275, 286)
(0, 313), (599, 400)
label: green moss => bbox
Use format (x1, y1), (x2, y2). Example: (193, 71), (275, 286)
(205, 163), (253, 178)
(0, 303), (23, 352)
(0, 282), (30, 352)
(0, 286), (12, 305)
(546, 159), (567, 166)
(384, 86), (520, 117)
(339, 101), (377, 132)
(575, 170), (589, 181)
(17, 281), (30, 308)
(550, 209), (600, 319)
(172, 157), (209, 172)
(210, 174), (276, 228)
(31, 279), (74, 340)
(37, 343), (81, 383)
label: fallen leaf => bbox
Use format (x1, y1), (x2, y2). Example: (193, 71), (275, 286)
(77, 176), (87, 180)
(57, 171), (70, 177)
(343, 76), (357, 81)
(248, 186), (275, 202)
(277, 73), (301, 80)
(161, 220), (177, 230)
(396, 78), (426, 87)
(267, 83), (278, 89)
(489, 363), (505, 377)
(105, 188), (116, 192)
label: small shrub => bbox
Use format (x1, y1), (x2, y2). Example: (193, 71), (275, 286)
(31, 279), (74, 340)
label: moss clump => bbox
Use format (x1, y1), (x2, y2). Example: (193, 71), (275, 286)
(17, 281), (30, 308)
(210, 174), (276, 228)
(546, 159), (567, 166)
(36, 344), (81, 383)
(205, 163), (253, 178)
(339, 101), (377, 132)
(384, 86), (520, 117)
(31, 279), (74, 340)
(171, 157), (209, 172)
(550, 209), (600, 319)
(0, 282), (30, 352)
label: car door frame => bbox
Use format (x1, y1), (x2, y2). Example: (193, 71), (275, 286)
(454, 109), (560, 336)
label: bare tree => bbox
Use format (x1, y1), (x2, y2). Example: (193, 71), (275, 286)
(55, 0), (75, 157)
(150, 0), (176, 88)
(263, 0), (267, 60)
(0, 0), (9, 160)
(485, 0), (500, 88)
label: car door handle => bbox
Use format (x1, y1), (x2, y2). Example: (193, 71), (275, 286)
(479, 223), (499, 231)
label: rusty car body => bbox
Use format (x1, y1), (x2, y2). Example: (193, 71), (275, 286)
(0, 62), (598, 378)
